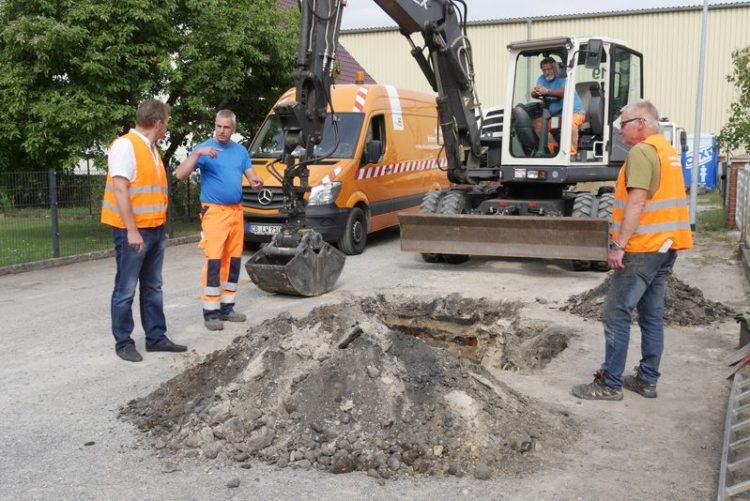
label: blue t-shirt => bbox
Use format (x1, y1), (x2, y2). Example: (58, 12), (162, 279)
(536, 75), (585, 116)
(193, 138), (251, 204)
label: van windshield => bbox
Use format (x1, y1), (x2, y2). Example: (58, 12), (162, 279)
(250, 113), (365, 160)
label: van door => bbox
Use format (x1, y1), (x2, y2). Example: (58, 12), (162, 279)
(355, 114), (396, 231)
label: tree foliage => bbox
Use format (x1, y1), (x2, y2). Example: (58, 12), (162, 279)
(718, 46), (750, 154)
(0, 0), (299, 172)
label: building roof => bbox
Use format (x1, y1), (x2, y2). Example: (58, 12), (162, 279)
(341, 2), (750, 33)
(277, 0), (376, 84)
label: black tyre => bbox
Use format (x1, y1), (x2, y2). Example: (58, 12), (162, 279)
(338, 206), (367, 255)
(591, 192), (615, 272)
(437, 191), (470, 265)
(571, 192), (597, 218)
(419, 191), (445, 263)
(596, 192), (614, 219)
(571, 192), (598, 271)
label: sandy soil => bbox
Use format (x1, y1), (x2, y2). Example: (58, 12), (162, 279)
(1, 228), (747, 500)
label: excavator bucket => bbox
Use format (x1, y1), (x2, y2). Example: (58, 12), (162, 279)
(246, 228), (345, 297)
(398, 213), (609, 261)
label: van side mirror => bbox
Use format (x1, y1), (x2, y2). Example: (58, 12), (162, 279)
(679, 130), (688, 153)
(585, 39), (604, 69)
(364, 140), (383, 164)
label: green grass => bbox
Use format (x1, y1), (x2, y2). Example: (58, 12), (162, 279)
(696, 191), (728, 235)
(0, 207), (199, 267)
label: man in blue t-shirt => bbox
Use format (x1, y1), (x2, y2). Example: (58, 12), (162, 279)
(532, 57), (586, 155)
(175, 110), (263, 331)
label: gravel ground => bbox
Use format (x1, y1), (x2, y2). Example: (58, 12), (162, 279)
(1, 228), (747, 500)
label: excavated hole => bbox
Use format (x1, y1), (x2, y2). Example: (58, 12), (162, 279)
(122, 293), (578, 480)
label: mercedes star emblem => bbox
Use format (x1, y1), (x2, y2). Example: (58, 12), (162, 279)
(257, 188), (273, 206)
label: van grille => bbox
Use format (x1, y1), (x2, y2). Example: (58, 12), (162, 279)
(243, 186), (285, 210)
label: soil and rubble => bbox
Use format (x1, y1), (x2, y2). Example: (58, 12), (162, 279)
(122, 294), (578, 480)
(563, 273), (736, 325)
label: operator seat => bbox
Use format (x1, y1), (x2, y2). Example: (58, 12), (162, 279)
(575, 81), (604, 137)
(511, 104), (539, 156)
(575, 81), (604, 155)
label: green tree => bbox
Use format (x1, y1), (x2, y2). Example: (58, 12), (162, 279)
(719, 46), (750, 154)
(0, 0), (299, 172)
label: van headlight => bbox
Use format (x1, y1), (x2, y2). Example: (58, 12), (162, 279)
(308, 182), (342, 206)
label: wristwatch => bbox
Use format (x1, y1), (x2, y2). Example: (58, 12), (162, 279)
(608, 241), (625, 251)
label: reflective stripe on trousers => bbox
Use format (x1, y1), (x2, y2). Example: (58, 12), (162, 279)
(199, 204), (244, 320)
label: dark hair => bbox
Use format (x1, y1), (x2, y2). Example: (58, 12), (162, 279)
(135, 99), (170, 128)
(540, 57), (557, 68)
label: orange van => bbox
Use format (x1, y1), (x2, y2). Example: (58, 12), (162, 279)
(242, 84), (448, 254)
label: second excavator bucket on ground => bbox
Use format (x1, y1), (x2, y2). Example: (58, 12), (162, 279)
(398, 213), (609, 261)
(246, 229), (345, 297)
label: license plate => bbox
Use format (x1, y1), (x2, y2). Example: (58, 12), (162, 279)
(248, 224), (281, 235)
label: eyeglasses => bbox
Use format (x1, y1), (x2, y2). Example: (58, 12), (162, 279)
(621, 117), (643, 127)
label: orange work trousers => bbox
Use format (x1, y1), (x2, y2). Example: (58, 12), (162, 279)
(534, 112), (586, 154)
(199, 203), (243, 320)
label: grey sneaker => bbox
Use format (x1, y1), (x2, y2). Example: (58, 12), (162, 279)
(205, 318), (224, 331)
(220, 311), (247, 322)
(623, 371), (657, 398)
(571, 369), (623, 401)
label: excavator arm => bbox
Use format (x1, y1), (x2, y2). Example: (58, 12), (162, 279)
(247, 0), (490, 296)
(275, 0), (346, 221)
(245, 0), (348, 297)
(374, 0), (484, 184)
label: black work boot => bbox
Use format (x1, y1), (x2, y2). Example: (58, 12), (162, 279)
(623, 370), (657, 398)
(116, 345), (143, 362)
(571, 369), (623, 401)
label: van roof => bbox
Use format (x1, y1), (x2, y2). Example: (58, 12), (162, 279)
(275, 84), (438, 111)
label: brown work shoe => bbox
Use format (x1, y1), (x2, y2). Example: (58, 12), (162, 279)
(571, 369), (623, 401)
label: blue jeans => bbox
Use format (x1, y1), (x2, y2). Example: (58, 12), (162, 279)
(601, 250), (678, 388)
(110, 226), (168, 351)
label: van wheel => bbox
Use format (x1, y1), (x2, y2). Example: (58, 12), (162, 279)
(437, 191), (470, 264)
(419, 191), (444, 263)
(338, 206), (367, 255)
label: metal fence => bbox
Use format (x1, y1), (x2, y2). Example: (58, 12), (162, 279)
(0, 170), (201, 268)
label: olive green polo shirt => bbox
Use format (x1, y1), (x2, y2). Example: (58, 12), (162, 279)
(625, 142), (661, 197)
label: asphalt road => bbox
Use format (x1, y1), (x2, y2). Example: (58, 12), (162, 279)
(1, 228), (747, 500)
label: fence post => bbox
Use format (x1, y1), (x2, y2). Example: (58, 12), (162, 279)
(49, 169), (60, 258)
(166, 165), (174, 238)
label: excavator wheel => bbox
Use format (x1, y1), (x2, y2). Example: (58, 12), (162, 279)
(437, 191), (470, 265)
(591, 192), (615, 272)
(418, 191), (445, 263)
(571, 192), (598, 271)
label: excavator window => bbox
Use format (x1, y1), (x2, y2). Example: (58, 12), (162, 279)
(611, 45), (643, 119)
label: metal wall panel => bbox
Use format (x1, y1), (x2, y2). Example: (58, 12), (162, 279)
(340, 6), (750, 143)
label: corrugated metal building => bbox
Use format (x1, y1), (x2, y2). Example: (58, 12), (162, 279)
(339, 3), (750, 138)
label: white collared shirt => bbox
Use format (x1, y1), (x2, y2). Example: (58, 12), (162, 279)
(107, 129), (159, 182)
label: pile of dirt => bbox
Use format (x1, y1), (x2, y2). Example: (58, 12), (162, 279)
(563, 274), (735, 326)
(121, 294), (577, 480)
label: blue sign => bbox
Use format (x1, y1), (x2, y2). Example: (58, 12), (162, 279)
(682, 134), (717, 189)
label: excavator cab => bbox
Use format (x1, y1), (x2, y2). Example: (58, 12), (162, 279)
(400, 36), (646, 264)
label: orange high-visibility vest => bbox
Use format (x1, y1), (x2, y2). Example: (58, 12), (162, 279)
(101, 131), (168, 229)
(611, 133), (692, 252)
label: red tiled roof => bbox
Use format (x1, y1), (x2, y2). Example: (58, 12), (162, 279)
(277, 0), (376, 84)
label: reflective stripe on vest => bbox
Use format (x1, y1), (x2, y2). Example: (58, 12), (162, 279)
(611, 133), (693, 252)
(101, 131), (168, 229)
